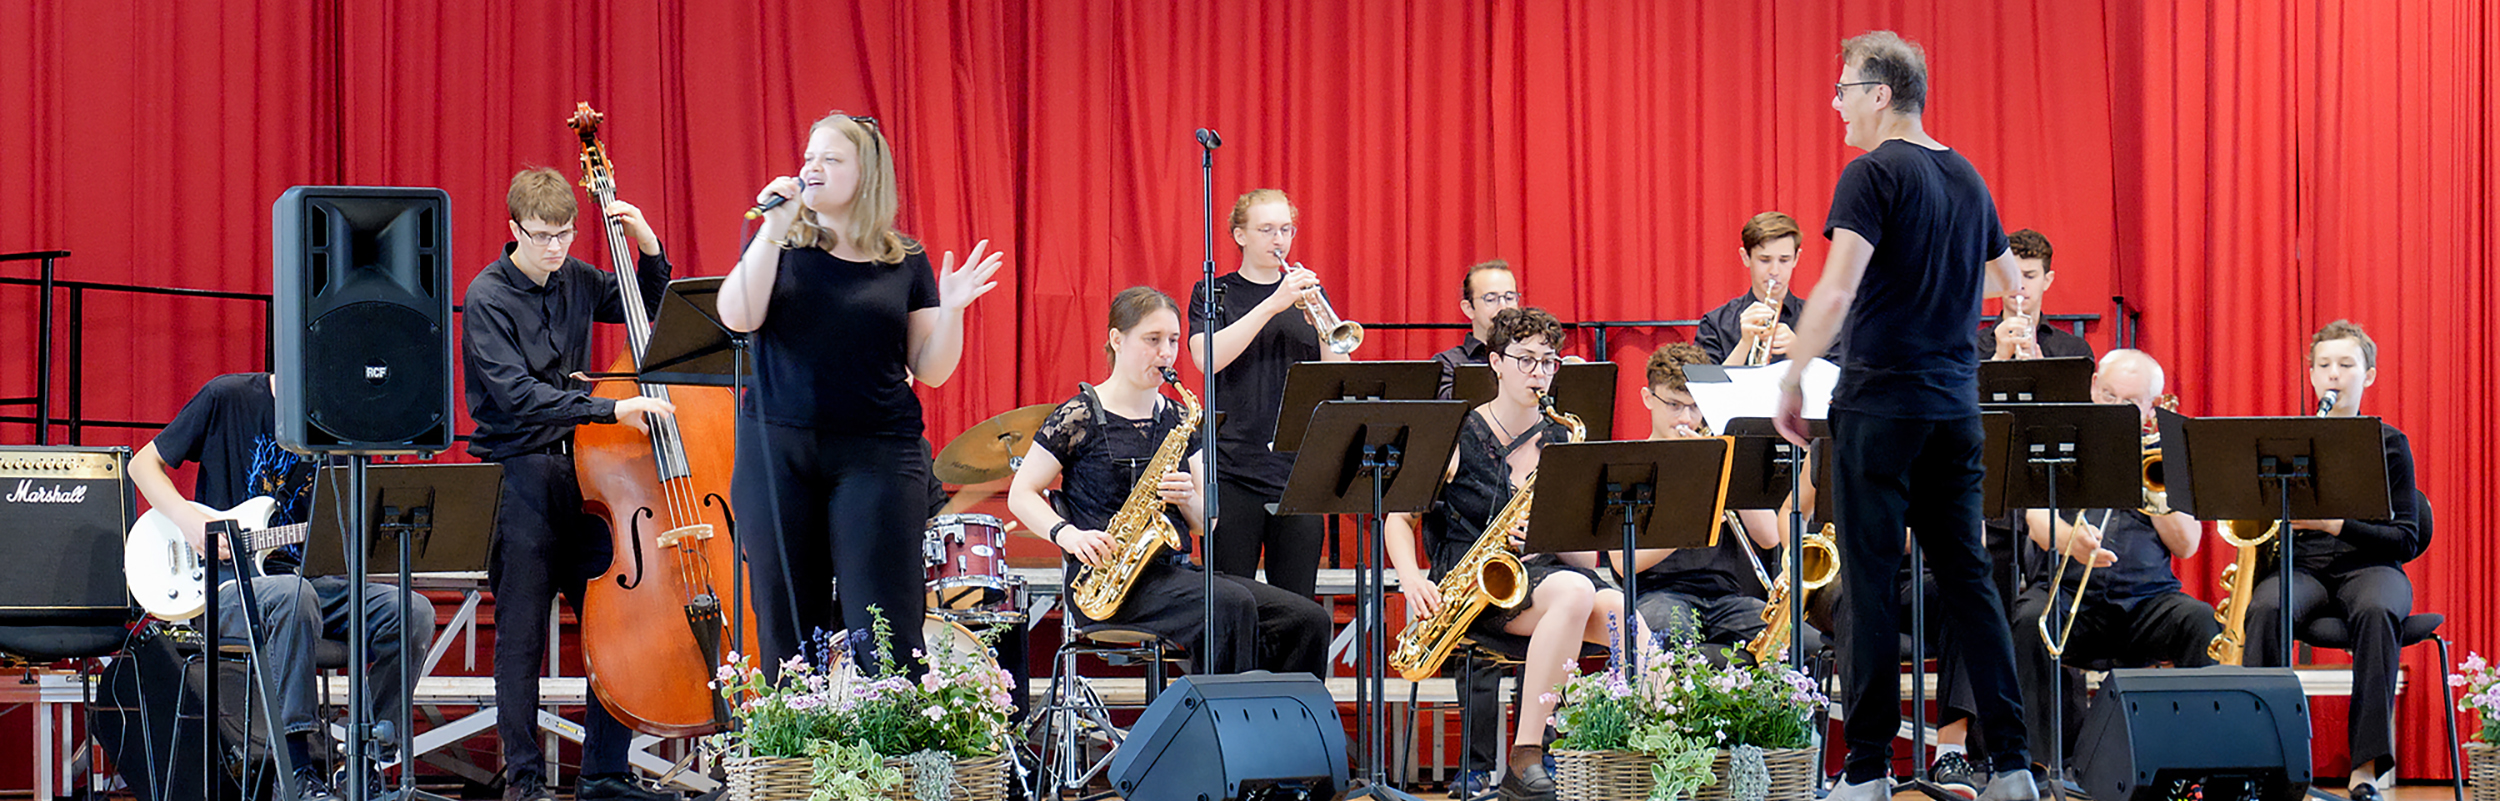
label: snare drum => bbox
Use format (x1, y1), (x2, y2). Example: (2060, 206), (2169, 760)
(923, 513), (1009, 609)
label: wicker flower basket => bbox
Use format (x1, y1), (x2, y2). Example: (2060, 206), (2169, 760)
(2468, 742), (2499, 801)
(1553, 746), (1815, 801)
(724, 751), (1012, 801)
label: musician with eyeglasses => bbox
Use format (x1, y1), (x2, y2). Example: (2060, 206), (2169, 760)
(1387, 307), (1661, 801)
(129, 373), (436, 801)
(1433, 259), (1521, 400)
(2008, 350), (2215, 776)
(1186, 188), (1350, 598)
(1613, 343), (1825, 662)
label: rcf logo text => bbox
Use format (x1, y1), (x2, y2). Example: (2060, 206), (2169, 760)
(6, 480), (88, 504)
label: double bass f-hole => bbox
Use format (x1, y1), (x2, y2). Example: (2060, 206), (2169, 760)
(615, 507), (654, 591)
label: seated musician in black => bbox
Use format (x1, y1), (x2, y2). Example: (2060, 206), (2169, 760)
(1617, 343), (1826, 663)
(1387, 306), (1662, 801)
(2246, 320), (2424, 801)
(2010, 350), (2215, 774)
(128, 372), (436, 801)
(1007, 286), (1328, 677)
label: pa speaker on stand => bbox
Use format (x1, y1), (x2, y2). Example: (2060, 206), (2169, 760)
(272, 186), (454, 455)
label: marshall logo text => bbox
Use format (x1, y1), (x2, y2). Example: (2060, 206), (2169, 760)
(7, 480), (89, 504)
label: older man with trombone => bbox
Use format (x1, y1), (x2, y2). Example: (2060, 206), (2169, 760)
(2011, 349), (2219, 781)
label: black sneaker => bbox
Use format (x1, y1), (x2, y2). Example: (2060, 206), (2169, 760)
(578, 774), (685, 801)
(293, 766), (341, 801)
(1930, 751), (1985, 800)
(502, 771), (553, 801)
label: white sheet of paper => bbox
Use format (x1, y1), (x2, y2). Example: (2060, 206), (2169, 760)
(1684, 358), (1841, 432)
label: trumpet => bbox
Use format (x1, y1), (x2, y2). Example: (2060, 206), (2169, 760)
(1277, 249), (1363, 354)
(1741, 280), (1781, 366)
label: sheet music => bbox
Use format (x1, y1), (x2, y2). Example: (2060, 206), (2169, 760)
(1684, 358), (1840, 431)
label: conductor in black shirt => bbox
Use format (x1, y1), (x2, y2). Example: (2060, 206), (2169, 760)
(1976, 229), (2091, 361)
(1188, 188), (1350, 598)
(1696, 212), (1811, 366)
(1432, 259), (1520, 400)
(719, 112), (1004, 680)
(463, 168), (680, 801)
(2245, 320), (2424, 801)
(1774, 31), (2035, 801)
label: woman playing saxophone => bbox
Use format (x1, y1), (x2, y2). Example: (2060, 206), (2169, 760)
(1384, 307), (1660, 801)
(1007, 287), (1328, 676)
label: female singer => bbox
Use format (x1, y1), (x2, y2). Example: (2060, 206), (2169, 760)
(1386, 307), (1659, 801)
(1187, 188), (1350, 598)
(719, 111), (1005, 675)
(2246, 320), (2424, 801)
(1007, 287), (1328, 676)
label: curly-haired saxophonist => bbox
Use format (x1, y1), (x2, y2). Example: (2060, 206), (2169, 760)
(1385, 307), (1659, 801)
(1007, 287), (1328, 677)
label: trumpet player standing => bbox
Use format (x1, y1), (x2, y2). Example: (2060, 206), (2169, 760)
(1188, 188), (1350, 598)
(2010, 350), (2216, 777)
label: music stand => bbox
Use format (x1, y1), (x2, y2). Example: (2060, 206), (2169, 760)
(632, 277), (748, 387)
(2155, 409), (2390, 668)
(1977, 357), (2094, 404)
(1979, 403), (2138, 800)
(1275, 399), (1468, 801)
(1453, 361), (1619, 442)
(298, 462), (503, 801)
(1525, 437), (1733, 677)
(1272, 361), (1441, 452)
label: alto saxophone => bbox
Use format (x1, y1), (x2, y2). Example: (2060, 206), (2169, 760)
(1389, 392), (1585, 682)
(1067, 369), (1203, 621)
(2206, 519), (2279, 665)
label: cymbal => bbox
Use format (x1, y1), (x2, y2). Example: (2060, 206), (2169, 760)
(933, 403), (1057, 484)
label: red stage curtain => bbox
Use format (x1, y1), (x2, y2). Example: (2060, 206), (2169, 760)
(1, 0), (2489, 780)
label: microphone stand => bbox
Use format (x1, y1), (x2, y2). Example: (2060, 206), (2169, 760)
(1196, 128), (1222, 661)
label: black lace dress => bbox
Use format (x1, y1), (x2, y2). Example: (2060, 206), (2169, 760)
(1423, 410), (1607, 639)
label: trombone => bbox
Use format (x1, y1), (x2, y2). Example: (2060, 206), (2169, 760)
(2037, 508), (2115, 658)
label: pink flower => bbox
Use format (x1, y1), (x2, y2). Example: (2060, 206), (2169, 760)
(2463, 653), (2487, 673)
(922, 705), (947, 722)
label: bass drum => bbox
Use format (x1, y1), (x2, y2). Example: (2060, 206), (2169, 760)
(831, 615), (998, 687)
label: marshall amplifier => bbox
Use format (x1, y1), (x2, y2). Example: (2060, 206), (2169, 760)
(0, 446), (135, 623)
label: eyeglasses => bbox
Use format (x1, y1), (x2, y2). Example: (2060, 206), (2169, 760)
(1500, 351), (1564, 374)
(831, 111), (884, 153)
(1645, 387), (1699, 415)
(517, 227), (577, 247)
(1253, 224), (1298, 239)
(1472, 291), (1521, 307)
(1834, 81), (1884, 100)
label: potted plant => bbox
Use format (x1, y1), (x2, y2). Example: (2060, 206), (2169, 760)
(710, 609), (1018, 801)
(1550, 634), (1825, 801)
(2456, 652), (2500, 801)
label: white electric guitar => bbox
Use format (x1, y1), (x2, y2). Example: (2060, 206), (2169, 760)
(124, 496), (310, 621)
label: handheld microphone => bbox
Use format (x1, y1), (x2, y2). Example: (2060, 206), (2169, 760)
(1195, 128), (1222, 149)
(2315, 388), (2341, 416)
(745, 189), (795, 220)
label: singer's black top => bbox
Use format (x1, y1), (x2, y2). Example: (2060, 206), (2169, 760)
(1187, 271), (1323, 494)
(461, 242), (672, 460)
(741, 245), (939, 434)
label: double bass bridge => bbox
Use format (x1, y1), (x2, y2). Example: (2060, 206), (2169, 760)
(656, 523), (716, 549)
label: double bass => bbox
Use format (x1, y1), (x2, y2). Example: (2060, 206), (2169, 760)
(567, 103), (755, 737)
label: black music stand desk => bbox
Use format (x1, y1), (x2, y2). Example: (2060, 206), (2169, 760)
(1526, 437), (1732, 677)
(1272, 360), (1441, 453)
(1276, 398), (1468, 801)
(1978, 357), (2094, 404)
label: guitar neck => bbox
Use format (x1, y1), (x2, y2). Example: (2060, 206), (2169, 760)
(233, 523), (310, 554)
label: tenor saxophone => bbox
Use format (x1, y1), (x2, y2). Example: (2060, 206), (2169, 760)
(1744, 524), (1838, 664)
(1067, 369), (1203, 621)
(1389, 392), (1585, 682)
